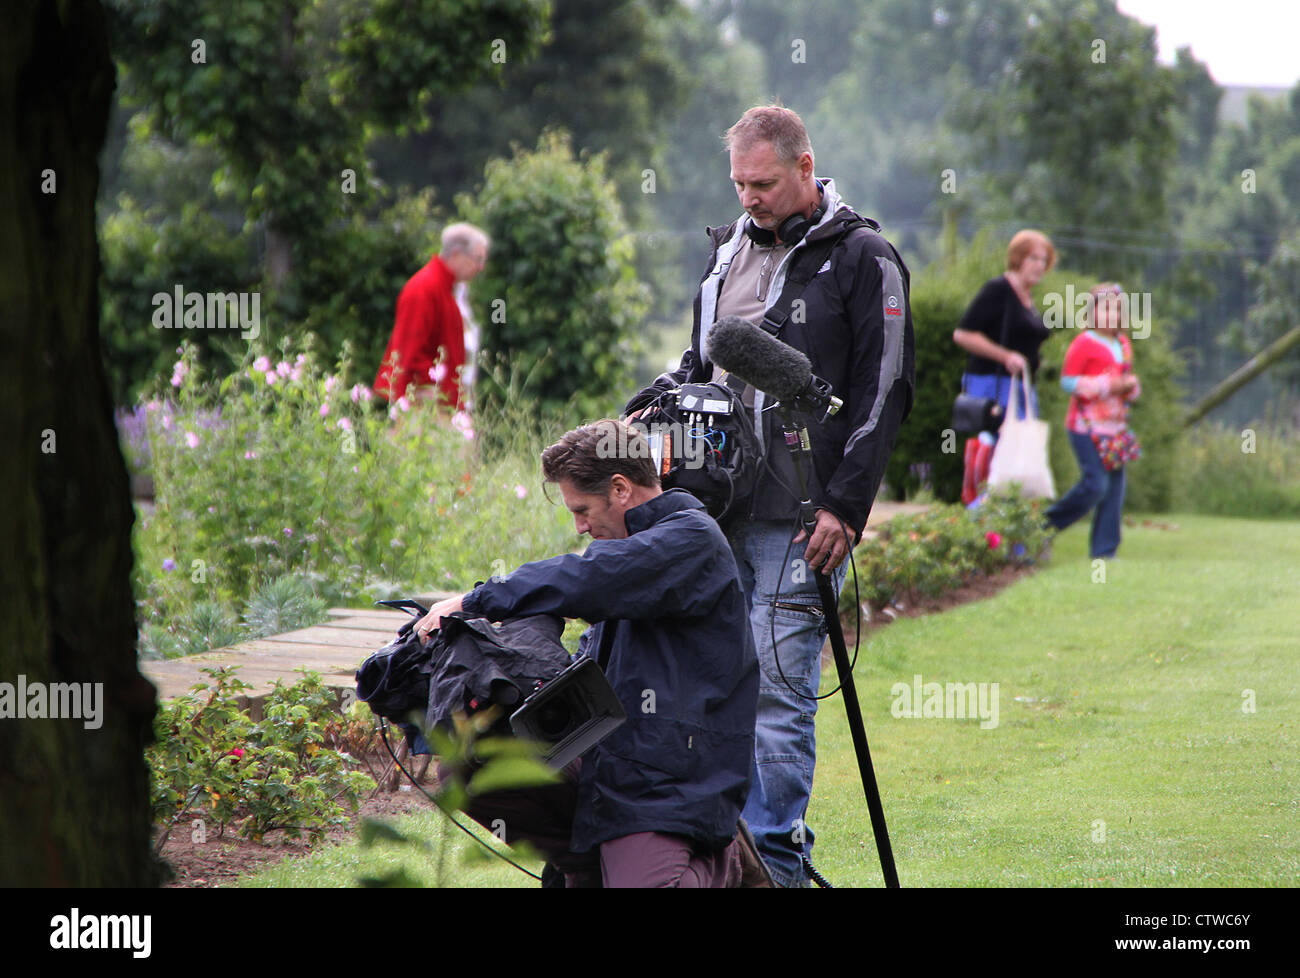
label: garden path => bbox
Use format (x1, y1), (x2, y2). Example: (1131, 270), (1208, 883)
(139, 502), (929, 705)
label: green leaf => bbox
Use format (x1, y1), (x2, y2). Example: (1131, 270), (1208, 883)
(466, 755), (561, 796)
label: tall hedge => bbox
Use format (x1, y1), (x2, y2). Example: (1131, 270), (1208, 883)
(459, 131), (649, 423)
(887, 235), (1185, 512)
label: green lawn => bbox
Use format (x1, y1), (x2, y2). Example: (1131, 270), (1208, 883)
(240, 513), (1299, 887)
(813, 512), (1299, 887)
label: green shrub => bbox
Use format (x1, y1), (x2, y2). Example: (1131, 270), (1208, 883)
(243, 574), (329, 640)
(1175, 420), (1300, 518)
(149, 668), (375, 850)
(459, 130), (649, 422)
(130, 340), (576, 638)
(840, 488), (1051, 616)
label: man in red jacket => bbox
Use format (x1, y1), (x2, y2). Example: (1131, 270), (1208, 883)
(374, 223), (490, 408)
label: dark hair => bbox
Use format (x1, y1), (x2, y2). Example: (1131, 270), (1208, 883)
(541, 420), (659, 495)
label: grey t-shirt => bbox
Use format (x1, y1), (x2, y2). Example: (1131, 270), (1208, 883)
(711, 235), (792, 406)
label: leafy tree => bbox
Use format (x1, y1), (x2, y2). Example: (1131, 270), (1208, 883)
(377, 0), (690, 223)
(810, 0), (1031, 231)
(951, 0), (1178, 278)
(105, 0), (549, 288)
(459, 131), (648, 423)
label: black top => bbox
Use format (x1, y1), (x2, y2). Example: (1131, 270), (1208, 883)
(959, 275), (1051, 377)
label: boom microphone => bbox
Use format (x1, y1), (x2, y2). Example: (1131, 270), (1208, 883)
(705, 316), (841, 419)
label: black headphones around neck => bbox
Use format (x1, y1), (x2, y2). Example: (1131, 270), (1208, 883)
(743, 194), (827, 247)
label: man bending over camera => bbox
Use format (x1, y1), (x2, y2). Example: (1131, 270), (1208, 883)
(415, 420), (759, 887)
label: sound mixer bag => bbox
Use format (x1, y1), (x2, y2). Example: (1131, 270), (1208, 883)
(637, 379), (761, 523)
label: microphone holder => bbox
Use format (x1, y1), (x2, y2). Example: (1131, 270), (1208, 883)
(778, 408), (900, 888)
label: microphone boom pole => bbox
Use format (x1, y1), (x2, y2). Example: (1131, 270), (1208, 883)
(708, 316), (900, 887)
(780, 416), (899, 888)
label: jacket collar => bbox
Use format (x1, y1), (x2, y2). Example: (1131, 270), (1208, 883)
(624, 488), (706, 536)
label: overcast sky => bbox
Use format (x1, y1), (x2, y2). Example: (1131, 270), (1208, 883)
(1116, 0), (1300, 88)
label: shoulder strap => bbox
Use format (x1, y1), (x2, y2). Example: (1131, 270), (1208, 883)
(759, 219), (872, 337)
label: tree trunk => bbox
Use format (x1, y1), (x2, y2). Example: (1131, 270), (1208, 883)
(0, 0), (160, 885)
(1182, 324), (1300, 427)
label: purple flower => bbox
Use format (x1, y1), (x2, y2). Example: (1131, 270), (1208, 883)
(184, 431), (200, 449)
(162, 558), (176, 572)
(283, 527), (293, 537)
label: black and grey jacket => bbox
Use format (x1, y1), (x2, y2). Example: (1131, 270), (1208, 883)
(625, 179), (916, 538)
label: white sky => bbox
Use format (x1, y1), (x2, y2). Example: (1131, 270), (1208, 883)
(1116, 0), (1300, 88)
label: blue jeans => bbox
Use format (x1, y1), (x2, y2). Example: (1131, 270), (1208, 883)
(1046, 430), (1126, 558)
(727, 518), (846, 887)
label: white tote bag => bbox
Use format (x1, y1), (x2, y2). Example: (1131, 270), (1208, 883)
(987, 376), (1056, 499)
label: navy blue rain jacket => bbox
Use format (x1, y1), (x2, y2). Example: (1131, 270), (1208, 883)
(460, 489), (758, 853)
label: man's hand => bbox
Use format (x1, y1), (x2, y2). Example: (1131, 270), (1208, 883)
(793, 509), (855, 575)
(415, 594), (465, 645)
(1002, 351), (1029, 375)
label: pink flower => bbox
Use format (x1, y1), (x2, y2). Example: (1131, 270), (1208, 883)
(462, 427), (476, 441)
(515, 484), (527, 499)
(396, 396), (411, 413)
(430, 363), (448, 383)
(253, 356), (271, 373)
(276, 361), (292, 378)
(986, 531), (1002, 549)
(283, 527), (293, 537)
(184, 431), (200, 449)
(450, 410), (472, 432)
(337, 417), (352, 431)
(325, 375), (338, 393)
(351, 384), (372, 404)
(319, 403), (330, 417)
(161, 414), (172, 430)
(227, 748), (245, 759)
(265, 371), (278, 386)
(244, 450), (257, 459)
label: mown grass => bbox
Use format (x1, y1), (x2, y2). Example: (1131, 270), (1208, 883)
(238, 512), (1299, 887)
(812, 512), (1299, 887)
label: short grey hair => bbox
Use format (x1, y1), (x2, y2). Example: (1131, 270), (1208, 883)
(441, 222), (490, 257)
(724, 105), (813, 167)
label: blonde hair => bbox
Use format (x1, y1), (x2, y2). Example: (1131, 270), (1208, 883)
(1006, 229), (1056, 272)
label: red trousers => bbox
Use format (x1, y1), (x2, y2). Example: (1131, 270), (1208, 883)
(962, 437), (994, 506)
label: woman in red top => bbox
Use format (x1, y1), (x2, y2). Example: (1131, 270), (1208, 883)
(1044, 283), (1141, 558)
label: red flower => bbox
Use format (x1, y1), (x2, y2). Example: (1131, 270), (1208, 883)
(986, 531), (1002, 549)
(227, 748), (245, 759)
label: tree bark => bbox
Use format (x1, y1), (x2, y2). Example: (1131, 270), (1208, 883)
(0, 0), (160, 885)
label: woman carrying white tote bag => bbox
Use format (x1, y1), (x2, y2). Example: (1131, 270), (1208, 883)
(987, 374), (1056, 499)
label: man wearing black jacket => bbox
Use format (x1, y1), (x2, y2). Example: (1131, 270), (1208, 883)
(416, 420), (758, 887)
(624, 106), (915, 886)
